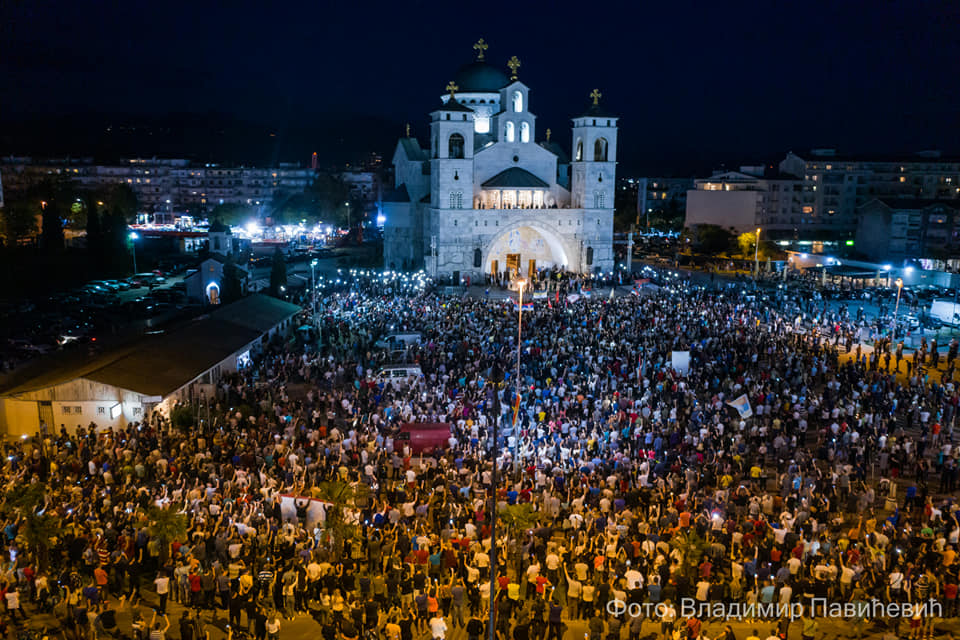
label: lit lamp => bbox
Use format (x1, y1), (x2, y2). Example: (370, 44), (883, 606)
(754, 227), (761, 278)
(514, 278), (527, 471)
(129, 232), (139, 274)
(894, 277), (904, 338)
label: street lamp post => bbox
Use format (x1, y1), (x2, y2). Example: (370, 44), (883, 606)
(129, 232), (139, 274)
(310, 258), (319, 343)
(486, 362), (504, 640)
(894, 277), (904, 339)
(513, 279), (526, 473)
(754, 227), (761, 278)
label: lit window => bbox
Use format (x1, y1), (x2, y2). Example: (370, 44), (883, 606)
(505, 121), (515, 142)
(520, 122), (530, 143)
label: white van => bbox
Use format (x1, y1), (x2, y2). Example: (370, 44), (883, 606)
(376, 365), (423, 386)
(374, 332), (423, 350)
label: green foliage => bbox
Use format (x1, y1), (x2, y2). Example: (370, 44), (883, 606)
(498, 502), (540, 531)
(269, 247), (287, 296)
(221, 255), (245, 303)
(170, 404), (194, 429)
(673, 530), (709, 572)
(5, 483), (46, 513)
(21, 512), (61, 571)
(0, 201), (40, 245)
(688, 224), (735, 256)
(210, 203), (257, 227)
(147, 506), (188, 560)
(272, 174), (352, 227)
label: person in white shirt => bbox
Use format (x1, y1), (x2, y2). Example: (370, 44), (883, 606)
(429, 613), (448, 639)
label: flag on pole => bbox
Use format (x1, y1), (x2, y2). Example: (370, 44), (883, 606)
(609, 287), (615, 300)
(512, 392), (521, 425)
(726, 394), (753, 419)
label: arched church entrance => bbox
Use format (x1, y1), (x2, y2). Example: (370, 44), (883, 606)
(483, 224), (570, 279)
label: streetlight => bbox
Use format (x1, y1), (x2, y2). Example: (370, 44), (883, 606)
(894, 277), (904, 339)
(129, 232), (139, 274)
(486, 361), (504, 640)
(310, 258), (321, 345)
(513, 279), (526, 472)
(754, 227), (761, 278)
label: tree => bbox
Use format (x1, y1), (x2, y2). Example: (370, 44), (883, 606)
(309, 480), (369, 552)
(273, 173), (351, 227)
(210, 203), (257, 227)
(269, 247), (287, 296)
(147, 505), (188, 564)
(498, 503), (540, 532)
(5, 484), (59, 571)
(40, 201), (65, 252)
(737, 231), (759, 258)
(0, 201), (41, 245)
(221, 255), (245, 303)
(689, 224), (735, 255)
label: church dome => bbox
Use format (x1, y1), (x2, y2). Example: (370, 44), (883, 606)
(453, 61), (509, 93)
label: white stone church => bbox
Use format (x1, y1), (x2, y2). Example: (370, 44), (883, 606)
(382, 41), (617, 281)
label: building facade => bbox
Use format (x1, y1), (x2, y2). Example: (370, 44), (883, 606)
(855, 198), (960, 263)
(0, 156), (315, 219)
(779, 149), (960, 235)
(684, 167), (804, 235)
(382, 44), (616, 279)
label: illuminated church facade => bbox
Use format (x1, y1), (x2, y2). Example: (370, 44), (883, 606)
(382, 40), (617, 280)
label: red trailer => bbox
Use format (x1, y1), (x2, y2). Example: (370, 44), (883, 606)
(397, 422), (452, 454)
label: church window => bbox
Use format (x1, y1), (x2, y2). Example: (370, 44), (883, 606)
(607, 120), (611, 126)
(505, 121), (515, 142)
(448, 191), (463, 209)
(512, 91), (523, 113)
(446, 114), (450, 120)
(575, 139), (583, 161)
(594, 191), (605, 208)
(448, 133), (465, 159)
(520, 122), (530, 143)
(594, 138), (608, 161)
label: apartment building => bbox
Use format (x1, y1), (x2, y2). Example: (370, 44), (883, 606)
(0, 157), (315, 218)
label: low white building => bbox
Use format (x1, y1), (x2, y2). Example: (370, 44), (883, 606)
(0, 294), (301, 437)
(383, 42), (617, 280)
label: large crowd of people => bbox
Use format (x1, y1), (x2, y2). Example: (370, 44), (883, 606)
(1, 268), (959, 640)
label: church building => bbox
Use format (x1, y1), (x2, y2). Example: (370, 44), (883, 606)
(382, 40), (617, 281)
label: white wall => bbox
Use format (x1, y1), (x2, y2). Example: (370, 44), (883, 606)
(685, 189), (762, 233)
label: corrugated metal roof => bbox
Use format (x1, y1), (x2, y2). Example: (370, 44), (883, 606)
(0, 294), (301, 398)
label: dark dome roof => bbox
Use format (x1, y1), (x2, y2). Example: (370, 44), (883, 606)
(454, 61), (509, 93)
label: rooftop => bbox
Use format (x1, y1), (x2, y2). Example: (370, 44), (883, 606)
(0, 294), (302, 398)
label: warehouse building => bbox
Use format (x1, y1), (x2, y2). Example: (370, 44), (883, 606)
(0, 294), (301, 437)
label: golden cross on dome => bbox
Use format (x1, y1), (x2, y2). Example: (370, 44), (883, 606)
(405, 123), (410, 137)
(473, 38), (488, 61)
(507, 56), (521, 81)
(590, 88), (602, 105)
(445, 81), (459, 97)
(546, 128), (552, 141)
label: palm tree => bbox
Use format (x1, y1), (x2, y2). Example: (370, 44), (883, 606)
(498, 503), (540, 533)
(310, 480), (369, 549)
(147, 506), (188, 564)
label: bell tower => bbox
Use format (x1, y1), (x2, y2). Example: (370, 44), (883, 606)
(429, 81), (475, 210)
(570, 89), (618, 210)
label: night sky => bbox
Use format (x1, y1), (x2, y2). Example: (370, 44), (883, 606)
(2, 0), (958, 175)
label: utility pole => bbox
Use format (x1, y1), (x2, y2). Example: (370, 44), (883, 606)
(487, 362), (504, 640)
(431, 235), (438, 278)
(626, 224), (634, 274)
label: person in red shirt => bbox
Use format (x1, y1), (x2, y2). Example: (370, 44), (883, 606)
(188, 570), (203, 607)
